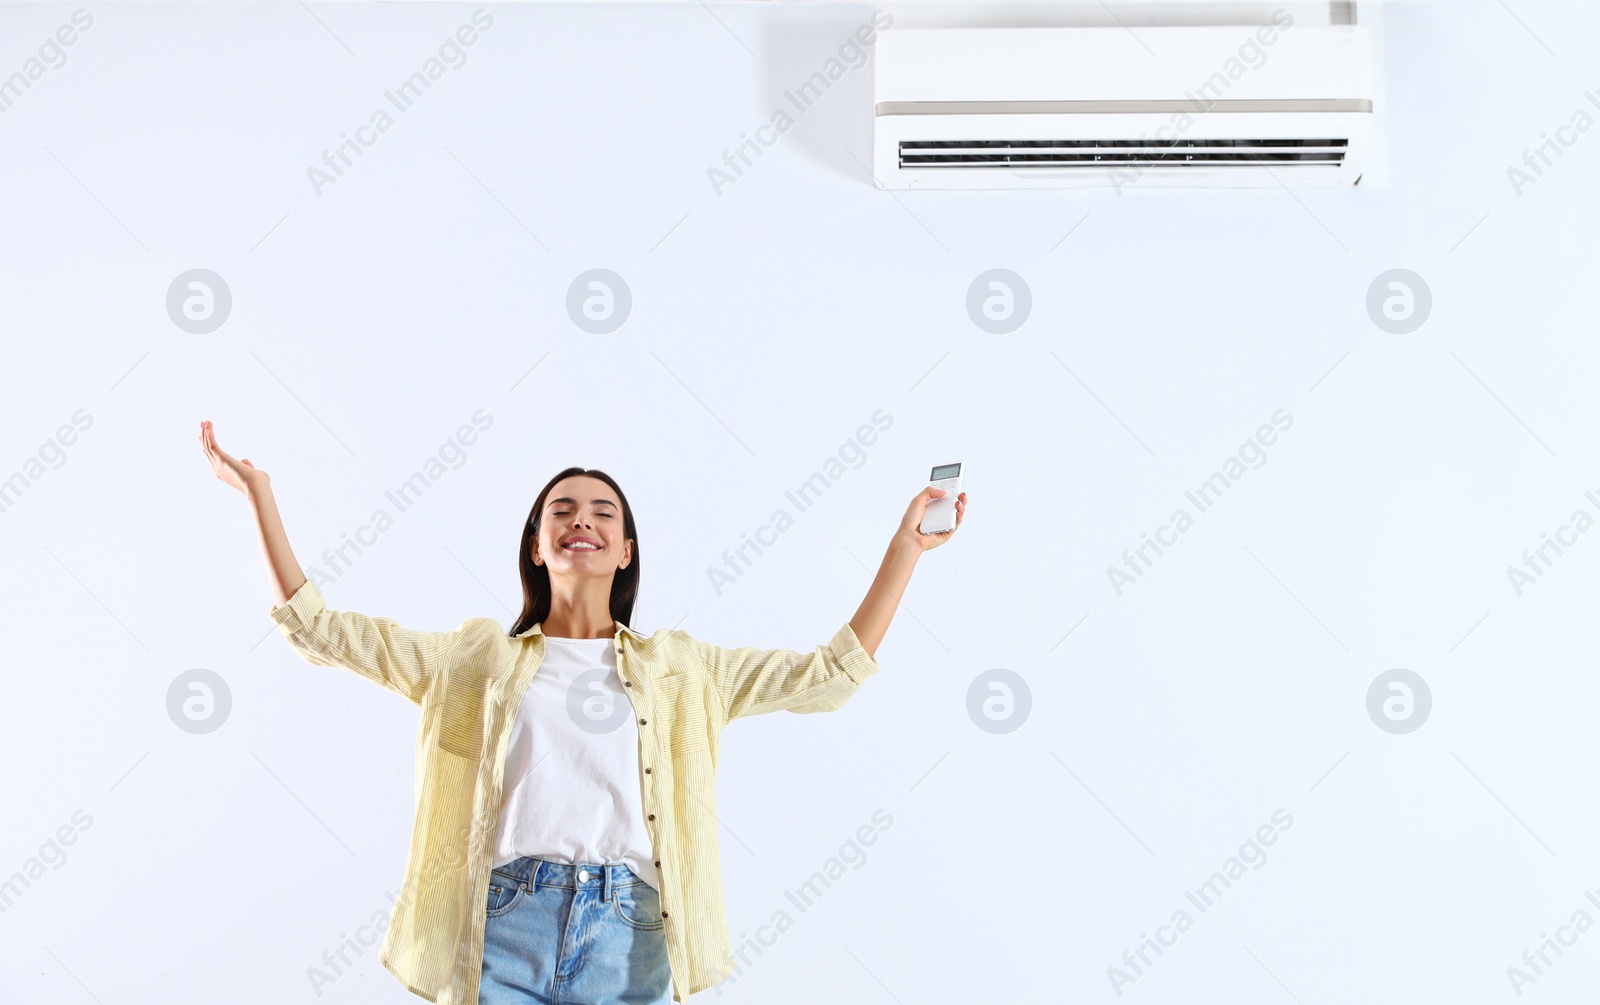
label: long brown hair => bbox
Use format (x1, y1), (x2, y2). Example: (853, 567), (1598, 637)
(508, 467), (640, 635)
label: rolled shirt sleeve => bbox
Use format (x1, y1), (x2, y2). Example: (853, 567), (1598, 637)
(695, 621), (881, 723)
(268, 578), (464, 707)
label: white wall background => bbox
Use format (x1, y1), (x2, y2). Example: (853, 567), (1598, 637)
(2, 1), (1598, 1003)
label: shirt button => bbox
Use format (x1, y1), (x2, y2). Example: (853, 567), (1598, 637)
(654, 860), (660, 867)
(648, 814), (655, 821)
(624, 681), (632, 687)
(661, 911), (669, 918)
(644, 767), (651, 774)
(639, 718), (647, 725)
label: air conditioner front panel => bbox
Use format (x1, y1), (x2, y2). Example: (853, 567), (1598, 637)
(875, 26), (1372, 105)
(873, 26), (1374, 189)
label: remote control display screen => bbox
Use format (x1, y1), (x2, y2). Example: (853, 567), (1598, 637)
(931, 463), (961, 480)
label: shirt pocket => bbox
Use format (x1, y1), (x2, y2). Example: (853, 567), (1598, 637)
(436, 668), (488, 759)
(648, 671), (713, 755)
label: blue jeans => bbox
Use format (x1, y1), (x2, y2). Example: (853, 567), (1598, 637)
(480, 857), (672, 1005)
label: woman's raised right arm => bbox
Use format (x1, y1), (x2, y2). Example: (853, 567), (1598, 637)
(200, 419), (305, 607)
(201, 420), (464, 705)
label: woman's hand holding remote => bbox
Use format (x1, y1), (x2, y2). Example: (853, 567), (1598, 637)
(848, 486), (969, 658)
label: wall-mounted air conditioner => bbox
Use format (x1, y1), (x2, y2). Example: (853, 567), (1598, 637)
(873, 21), (1374, 189)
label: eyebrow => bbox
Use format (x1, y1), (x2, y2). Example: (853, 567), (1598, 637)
(547, 496), (618, 508)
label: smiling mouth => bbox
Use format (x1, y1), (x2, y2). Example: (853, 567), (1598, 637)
(561, 540), (602, 552)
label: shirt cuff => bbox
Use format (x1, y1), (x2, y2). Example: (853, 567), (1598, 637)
(269, 578), (327, 634)
(827, 621), (881, 686)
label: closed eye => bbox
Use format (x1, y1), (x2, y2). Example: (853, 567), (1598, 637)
(547, 496), (619, 517)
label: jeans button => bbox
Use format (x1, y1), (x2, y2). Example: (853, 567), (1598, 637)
(577, 869), (590, 883)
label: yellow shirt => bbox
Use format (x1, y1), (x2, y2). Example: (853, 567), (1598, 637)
(269, 578), (881, 1004)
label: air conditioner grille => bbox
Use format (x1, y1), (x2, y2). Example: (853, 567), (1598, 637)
(899, 138), (1348, 170)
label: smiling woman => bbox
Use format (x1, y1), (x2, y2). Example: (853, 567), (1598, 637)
(509, 467), (640, 641)
(200, 420), (965, 1005)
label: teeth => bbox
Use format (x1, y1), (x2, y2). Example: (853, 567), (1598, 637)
(564, 541), (599, 550)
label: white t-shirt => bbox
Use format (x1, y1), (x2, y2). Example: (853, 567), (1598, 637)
(490, 636), (659, 890)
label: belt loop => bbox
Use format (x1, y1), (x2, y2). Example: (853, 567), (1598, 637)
(528, 857), (540, 896)
(603, 864), (613, 903)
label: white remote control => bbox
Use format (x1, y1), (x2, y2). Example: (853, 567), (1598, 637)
(919, 462), (962, 535)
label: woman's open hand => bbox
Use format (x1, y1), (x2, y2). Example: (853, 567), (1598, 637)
(896, 486), (967, 553)
(200, 420), (268, 495)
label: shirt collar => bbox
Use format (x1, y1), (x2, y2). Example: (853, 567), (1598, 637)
(513, 621), (648, 641)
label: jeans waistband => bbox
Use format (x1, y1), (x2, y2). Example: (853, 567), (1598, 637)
(490, 856), (644, 902)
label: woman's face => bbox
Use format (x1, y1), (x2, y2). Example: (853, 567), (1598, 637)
(532, 475), (633, 580)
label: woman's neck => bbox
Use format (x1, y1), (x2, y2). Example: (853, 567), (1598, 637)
(541, 578), (616, 639)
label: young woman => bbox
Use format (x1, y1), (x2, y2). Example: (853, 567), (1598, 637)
(200, 419), (966, 1005)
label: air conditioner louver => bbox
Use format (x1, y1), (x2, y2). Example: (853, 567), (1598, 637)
(898, 138), (1351, 170)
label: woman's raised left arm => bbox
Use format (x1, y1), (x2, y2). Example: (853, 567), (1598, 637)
(692, 486), (968, 724)
(849, 486), (968, 658)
